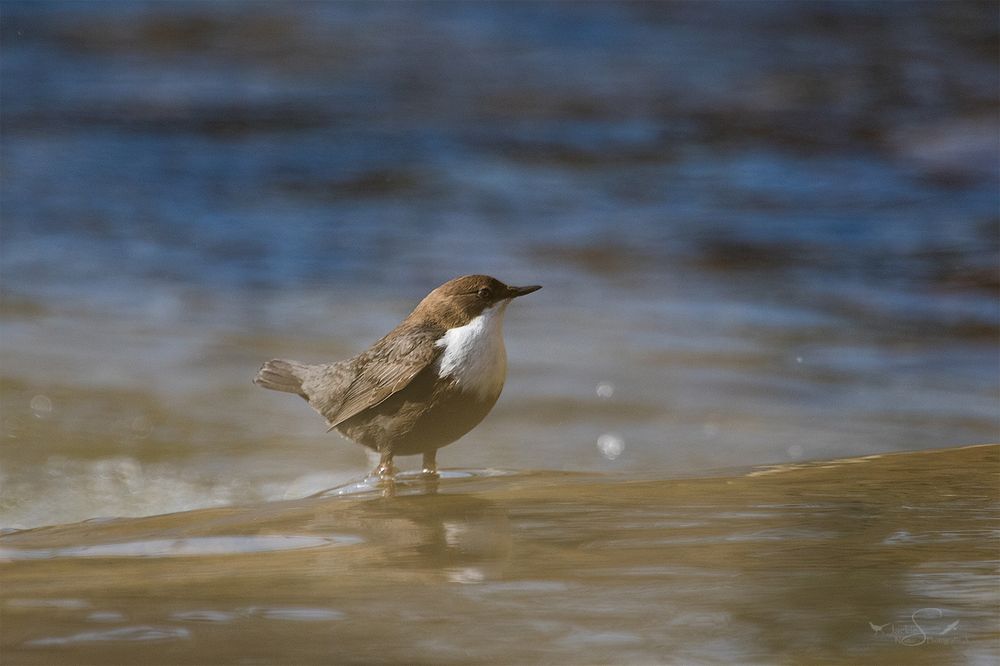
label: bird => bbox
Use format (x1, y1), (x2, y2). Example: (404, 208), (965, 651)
(254, 275), (540, 478)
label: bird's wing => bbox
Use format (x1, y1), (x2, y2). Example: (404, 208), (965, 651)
(301, 325), (443, 429)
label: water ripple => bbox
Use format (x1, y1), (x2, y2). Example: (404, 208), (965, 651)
(26, 625), (190, 646)
(0, 534), (360, 560)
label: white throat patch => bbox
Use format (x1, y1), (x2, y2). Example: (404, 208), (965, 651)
(435, 300), (509, 399)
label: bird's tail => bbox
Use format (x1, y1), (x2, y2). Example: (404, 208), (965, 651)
(254, 359), (309, 396)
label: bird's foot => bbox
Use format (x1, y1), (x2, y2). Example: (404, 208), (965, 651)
(369, 450), (398, 479)
(420, 451), (438, 479)
(369, 456), (398, 497)
(372, 462), (398, 479)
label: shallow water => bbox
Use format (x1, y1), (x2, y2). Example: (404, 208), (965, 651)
(2, 445), (997, 664)
(0, 4), (998, 663)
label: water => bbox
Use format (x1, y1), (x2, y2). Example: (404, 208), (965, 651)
(0, 2), (998, 663)
(2, 445), (997, 664)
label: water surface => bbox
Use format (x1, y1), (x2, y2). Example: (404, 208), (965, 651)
(0, 4), (997, 662)
(2, 445), (997, 664)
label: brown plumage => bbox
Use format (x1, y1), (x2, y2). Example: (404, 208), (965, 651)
(254, 275), (540, 477)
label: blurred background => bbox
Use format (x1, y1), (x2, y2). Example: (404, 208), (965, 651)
(1, 1), (997, 528)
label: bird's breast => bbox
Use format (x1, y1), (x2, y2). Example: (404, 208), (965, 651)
(434, 302), (508, 400)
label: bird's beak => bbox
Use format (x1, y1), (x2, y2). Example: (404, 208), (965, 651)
(507, 285), (542, 299)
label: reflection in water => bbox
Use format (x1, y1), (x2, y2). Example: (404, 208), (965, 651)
(0, 445), (996, 664)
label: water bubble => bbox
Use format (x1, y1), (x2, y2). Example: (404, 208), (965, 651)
(596, 382), (615, 399)
(795, 356), (803, 364)
(787, 444), (803, 459)
(30, 395), (52, 418)
(597, 433), (624, 460)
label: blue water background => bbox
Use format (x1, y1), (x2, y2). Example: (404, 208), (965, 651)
(1, 1), (997, 523)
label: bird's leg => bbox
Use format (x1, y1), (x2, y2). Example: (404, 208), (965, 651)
(373, 450), (397, 479)
(373, 450), (398, 498)
(421, 449), (438, 477)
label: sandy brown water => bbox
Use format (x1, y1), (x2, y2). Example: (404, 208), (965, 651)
(2, 444), (997, 665)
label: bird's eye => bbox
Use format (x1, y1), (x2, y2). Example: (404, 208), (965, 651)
(477, 287), (493, 300)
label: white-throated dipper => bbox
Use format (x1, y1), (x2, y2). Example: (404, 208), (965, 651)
(254, 275), (540, 478)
